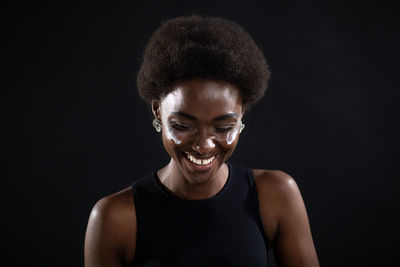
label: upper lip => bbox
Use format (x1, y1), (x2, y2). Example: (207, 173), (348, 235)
(182, 151), (217, 159)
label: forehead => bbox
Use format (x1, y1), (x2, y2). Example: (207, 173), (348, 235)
(161, 79), (243, 116)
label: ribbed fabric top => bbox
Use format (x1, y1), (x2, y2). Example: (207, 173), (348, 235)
(131, 162), (269, 266)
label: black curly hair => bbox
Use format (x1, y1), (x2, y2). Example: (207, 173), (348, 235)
(137, 15), (270, 109)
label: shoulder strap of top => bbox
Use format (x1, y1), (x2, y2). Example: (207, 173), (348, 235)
(244, 165), (271, 249)
(131, 172), (156, 251)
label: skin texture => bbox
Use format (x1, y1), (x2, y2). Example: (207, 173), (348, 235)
(84, 79), (320, 266)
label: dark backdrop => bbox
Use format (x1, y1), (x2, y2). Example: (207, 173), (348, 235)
(3, 1), (399, 266)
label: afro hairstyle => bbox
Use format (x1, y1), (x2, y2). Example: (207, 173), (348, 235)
(137, 15), (270, 109)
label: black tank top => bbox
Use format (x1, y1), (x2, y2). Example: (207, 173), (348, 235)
(131, 161), (270, 266)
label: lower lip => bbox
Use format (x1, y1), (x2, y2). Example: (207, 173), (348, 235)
(183, 154), (218, 172)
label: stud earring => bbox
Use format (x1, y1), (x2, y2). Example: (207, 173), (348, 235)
(239, 122), (245, 133)
(152, 118), (162, 132)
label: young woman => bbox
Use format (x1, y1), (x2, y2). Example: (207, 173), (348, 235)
(84, 15), (319, 267)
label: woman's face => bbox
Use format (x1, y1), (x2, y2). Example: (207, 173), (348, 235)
(152, 79), (244, 182)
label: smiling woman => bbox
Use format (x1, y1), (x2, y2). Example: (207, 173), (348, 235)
(84, 15), (320, 267)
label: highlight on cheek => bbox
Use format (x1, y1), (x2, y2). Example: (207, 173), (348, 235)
(225, 125), (240, 145)
(165, 124), (183, 144)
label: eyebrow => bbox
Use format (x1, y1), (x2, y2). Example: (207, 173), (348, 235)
(171, 111), (238, 121)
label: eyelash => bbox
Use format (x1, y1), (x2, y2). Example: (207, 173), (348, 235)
(172, 122), (191, 131)
(215, 127), (234, 133)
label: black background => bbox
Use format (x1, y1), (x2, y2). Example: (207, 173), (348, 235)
(3, 0), (399, 266)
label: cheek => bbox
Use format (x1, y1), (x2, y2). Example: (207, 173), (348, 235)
(215, 125), (241, 147)
(163, 124), (187, 145)
(217, 131), (240, 151)
(225, 127), (240, 145)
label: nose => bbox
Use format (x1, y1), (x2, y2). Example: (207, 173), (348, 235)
(192, 130), (216, 155)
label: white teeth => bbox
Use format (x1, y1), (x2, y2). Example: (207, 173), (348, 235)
(187, 154), (215, 165)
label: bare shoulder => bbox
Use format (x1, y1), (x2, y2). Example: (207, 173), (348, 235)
(252, 169), (300, 201)
(252, 170), (320, 266)
(251, 169), (303, 245)
(85, 186), (137, 266)
(89, 186), (136, 223)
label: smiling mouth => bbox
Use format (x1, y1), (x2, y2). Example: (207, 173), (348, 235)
(182, 151), (217, 166)
(187, 154), (216, 165)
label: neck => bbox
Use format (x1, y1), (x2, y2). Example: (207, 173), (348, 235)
(157, 158), (229, 200)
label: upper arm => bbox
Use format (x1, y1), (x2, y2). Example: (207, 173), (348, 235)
(84, 188), (137, 267)
(254, 170), (319, 267)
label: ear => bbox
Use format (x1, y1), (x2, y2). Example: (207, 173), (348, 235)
(151, 99), (161, 119)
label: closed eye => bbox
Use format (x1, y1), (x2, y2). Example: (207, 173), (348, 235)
(215, 126), (234, 133)
(171, 122), (192, 131)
